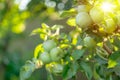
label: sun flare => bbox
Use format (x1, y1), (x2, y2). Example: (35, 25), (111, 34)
(101, 2), (115, 12)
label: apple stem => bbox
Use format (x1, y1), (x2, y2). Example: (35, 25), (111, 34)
(103, 42), (112, 55)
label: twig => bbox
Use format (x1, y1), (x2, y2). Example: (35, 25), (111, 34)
(103, 39), (112, 55)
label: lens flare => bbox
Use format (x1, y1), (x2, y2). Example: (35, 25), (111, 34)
(101, 2), (115, 12)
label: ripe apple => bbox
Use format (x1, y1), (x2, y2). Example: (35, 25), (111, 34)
(90, 7), (104, 23)
(104, 18), (117, 33)
(39, 52), (51, 64)
(50, 47), (64, 62)
(76, 12), (92, 28)
(43, 40), (57, 52)
(83, 36), (96, 48)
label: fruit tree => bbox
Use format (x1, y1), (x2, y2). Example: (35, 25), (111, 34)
(20, 0), (120, 80)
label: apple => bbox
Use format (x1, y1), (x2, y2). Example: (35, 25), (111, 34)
(43, 40), (57, 52)
(90, 7), (104, 23)
(50, 47), (64, 61)
(83, 36), (96, 48)
(116, 14), (120, 26)
(39, 52), (51, 64)
(77, 5), (88, 12)
(104, 18), (117, 33)
(52, 63), (63, 74)
(76, 12), (92, 28)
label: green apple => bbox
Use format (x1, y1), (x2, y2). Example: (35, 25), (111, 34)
(90, 7), (104, 23)
(43, 40), (57, 52)
(83, 36), (96, 48)
(77, 5), (87, 12)
(104, 18), (117, 33)
(50, 47), (64, 61)
(116, 14), (120, 26)
(76, 12), (92, 28)
(52, 63), (63, 74)
(39, 52), (51, 64)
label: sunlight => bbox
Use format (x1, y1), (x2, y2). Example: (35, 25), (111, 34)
(15, 0), (31, 10)
(101, 2), (115, 12)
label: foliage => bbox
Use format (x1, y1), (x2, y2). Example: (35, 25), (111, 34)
(0, 0), (44, 80)
(0, 0), (29, 80)
(19, 0), (120, 80)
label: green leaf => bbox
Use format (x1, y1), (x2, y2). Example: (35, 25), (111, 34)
(108, 59), (117, 68)
(113, 65), (120, 77)
(41, 23), (49, 29)
(109, 75), (113, 80)
(30, 28), (41, 36)
(72, 37), (77, 45)
(47, 72), (54, 80)
(93, 64), (104, 80)
(30, 28), (46, 36)
(62, 64), (69, 79)
(95, 55), (107, 65)
(20, 60), (36, 80)
(71, 49), (85, 61)
(59, 33), (67, 39)
(113, 36), (120, 49)
(34, 44), (43, 58)
(108, 51), (120, 68)
(113, 52), (120, 60)
(60, 8), (77, 18)
(66, 17), (76, 27)
(96, 47), (108, 61)
(51, 25), (63, 30)
(80, 62), (93, 80)
(76, 36), (83, 46)
(63, 62), (79, 80)
(40, 33), (48, 40)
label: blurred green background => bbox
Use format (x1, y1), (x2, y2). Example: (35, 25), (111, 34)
(0, 0), (73, 80)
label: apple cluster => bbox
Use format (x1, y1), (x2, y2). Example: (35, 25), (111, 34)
(39, 40), (64, 64)
(76, 4), (120, 34)
(75, 4), (120, 48)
